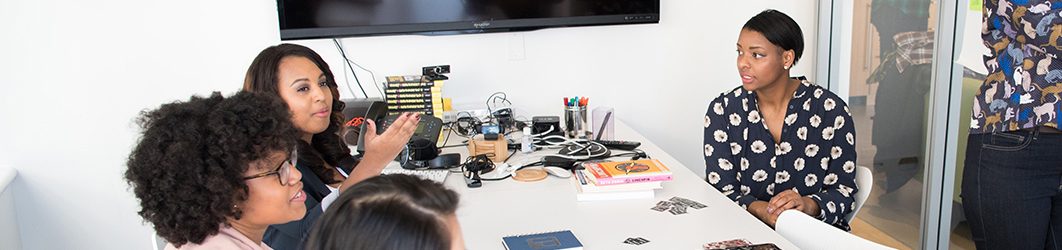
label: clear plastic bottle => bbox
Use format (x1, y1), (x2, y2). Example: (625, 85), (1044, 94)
(521, 126), (533, 154)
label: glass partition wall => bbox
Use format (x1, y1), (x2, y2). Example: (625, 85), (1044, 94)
(819, 0), (969, 249)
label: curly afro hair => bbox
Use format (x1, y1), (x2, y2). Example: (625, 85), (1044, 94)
(304, 174), (460, 250)
(125, 91), (301, 247)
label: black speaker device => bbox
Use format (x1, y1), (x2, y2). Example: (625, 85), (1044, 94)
(532, 116), (562, 137)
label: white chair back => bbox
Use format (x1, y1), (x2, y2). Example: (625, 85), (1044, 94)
(776, 210), (895, 250)
(153, 233), (168, 250)
(0, 166), (23, 250)
(846, 166), (873, 223)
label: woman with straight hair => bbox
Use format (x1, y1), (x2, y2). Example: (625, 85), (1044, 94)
(304, 174), (465, 250)
(244, 43), (420, 249)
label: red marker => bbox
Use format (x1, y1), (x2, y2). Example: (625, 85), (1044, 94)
(564, 97), (569, 106)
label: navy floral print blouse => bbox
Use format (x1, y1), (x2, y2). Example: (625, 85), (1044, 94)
(971, 0), (1062, 133)
(703, 79), (858, 230)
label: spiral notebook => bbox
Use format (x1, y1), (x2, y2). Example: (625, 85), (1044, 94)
(501, 230), (583, 250)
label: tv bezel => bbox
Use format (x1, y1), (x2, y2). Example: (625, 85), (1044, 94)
(278, 8), (659, 40)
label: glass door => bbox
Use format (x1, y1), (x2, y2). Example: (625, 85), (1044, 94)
(819, 0), (963, 249)
(850, 1), (933, 249)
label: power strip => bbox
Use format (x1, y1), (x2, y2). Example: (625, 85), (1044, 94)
(443, 109), (491, 123)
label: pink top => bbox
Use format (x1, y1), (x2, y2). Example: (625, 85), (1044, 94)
(163, 225), (272, 250)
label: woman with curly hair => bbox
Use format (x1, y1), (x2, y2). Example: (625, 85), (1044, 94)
(243, 43), (420, 249)
(125, 91), (306, 249)
(304, 174), (465, 250)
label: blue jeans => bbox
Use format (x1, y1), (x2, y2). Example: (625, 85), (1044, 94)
(962, 129), (1062, 250)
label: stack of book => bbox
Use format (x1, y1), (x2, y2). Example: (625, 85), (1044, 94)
(384, 75), (443, 119)
(571, 159), (673, 201)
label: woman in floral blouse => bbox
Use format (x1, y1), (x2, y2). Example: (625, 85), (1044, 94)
(963, 0), (1062, 249)
(703, 9), (858, 230)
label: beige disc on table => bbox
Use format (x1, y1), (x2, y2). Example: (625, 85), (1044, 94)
(512, 169), (548, 182)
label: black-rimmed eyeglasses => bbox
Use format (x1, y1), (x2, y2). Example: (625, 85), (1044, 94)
(242, 150), (297, 186)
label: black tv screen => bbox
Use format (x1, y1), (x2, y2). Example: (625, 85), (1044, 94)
(277, 0), (660, 40)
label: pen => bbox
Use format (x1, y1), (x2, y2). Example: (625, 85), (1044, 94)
(564, 97), (569, 106)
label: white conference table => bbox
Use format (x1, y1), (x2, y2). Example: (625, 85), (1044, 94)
(386, 121), (799, 250)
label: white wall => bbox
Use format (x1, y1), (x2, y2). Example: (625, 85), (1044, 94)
(0, 0), (817, 249)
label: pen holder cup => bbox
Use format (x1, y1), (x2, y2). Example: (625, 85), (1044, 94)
(564, 106), (588, 139)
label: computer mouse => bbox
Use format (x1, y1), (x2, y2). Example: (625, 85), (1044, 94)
(542, 166), (572, 178)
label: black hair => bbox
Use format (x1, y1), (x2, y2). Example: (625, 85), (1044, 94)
(743, 9), (804, 65)
(124, 91), (301, 247)
(304, 174), (460, 250)
(244, 43), (355, 185)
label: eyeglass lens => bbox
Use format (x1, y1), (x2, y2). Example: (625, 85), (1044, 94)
(278, 150), (297, 186)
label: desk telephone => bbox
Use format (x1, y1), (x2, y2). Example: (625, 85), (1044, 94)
(357, 101), (443, 153)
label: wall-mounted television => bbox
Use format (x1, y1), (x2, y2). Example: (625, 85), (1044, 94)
(277, 0), (660, 40)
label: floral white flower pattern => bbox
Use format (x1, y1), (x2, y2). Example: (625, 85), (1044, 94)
(822, 126), (835, 140)
(824, 173), (838, 185)
(748, 110), (762, 124)
(752, 170), (768, 182)
(714, 130), (728, 142)
(776, 142), (791, 155)
(718, 158), (733, 171)
(703, 83), (857, 230)
(805, 144), (819, 157)
(785, 113), (798, 125)
(839, 185), (854, 197)
(708, 172), (721, 184)
(751, 140), (767, 154)
(776, 170), (790, 183)
(805, 174), (818, 187)
(824, 98), (836, 111)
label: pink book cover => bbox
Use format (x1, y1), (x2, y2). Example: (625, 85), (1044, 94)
(583, 159), (673, 186)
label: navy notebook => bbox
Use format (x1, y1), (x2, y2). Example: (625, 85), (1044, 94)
(501, 230), (583, 250)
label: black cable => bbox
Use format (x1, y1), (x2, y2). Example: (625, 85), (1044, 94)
(502, 148), (516, 163)
(441, 122), (454, 148)
(462, 154), (501, 181)
(332, 38), (369, 98)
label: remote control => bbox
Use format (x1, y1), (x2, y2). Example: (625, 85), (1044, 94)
(593, 140), (641, 150)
